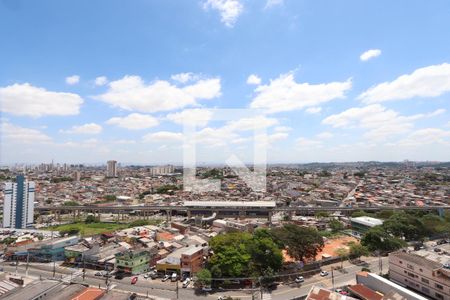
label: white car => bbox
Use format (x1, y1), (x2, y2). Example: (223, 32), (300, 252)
(162, 274), (170, 282)
(295, 276), (304, 283)
(320, 271), (329, 277)
(182, 278), (191, 288)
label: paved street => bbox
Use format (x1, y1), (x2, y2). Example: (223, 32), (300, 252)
(0, 256), (388, 300)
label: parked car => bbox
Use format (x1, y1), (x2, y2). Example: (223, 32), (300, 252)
(335, 288), (348, 295)
(182, 278), (191, 288)
(162, 274), (170, 282)
(202, 286), (213, 293)
(320, 271), (329, 277)
(115, 273), (124, 280)
(171, 273), (178, 282)
(295, 276), (304, 283)
(150, 272), (158, 279)
(131, 276), (138, 285)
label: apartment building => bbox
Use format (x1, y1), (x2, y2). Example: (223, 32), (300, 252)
(180, 246), (204, 276)
(389, 251), (450, 300)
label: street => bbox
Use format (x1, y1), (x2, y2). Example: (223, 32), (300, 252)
(0, 256), (388, 300)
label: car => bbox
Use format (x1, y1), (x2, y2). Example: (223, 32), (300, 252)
(150, 272), (158, 279)
(171, 273), (178, 282)
(9, 262), (16, 266)
(95, 271), (104, 277)
(144, 273), (149, 279)
(202, 286), (213, 293)
(115, 273), (124, 280)
(335, 288), (348, 295)
(295, 276), (304, 283)
(131, 276), (138, 284)
(182, 278), (191, 288)
(162, 274), (170, 282)
(320, 271), (329, 277)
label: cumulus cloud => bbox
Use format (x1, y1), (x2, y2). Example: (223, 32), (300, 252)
(0, 83), (83, 117)
(396, 128), (450, 147)
(322, 104), (444, 140)
(65, 75), (80, 85)
(305, 107), (322, 114)
(106, 113), (159, 130)
(296, 137), (323, 149)
(360, 49), (381, 61)
(316, 131), (333, 139)
(143, 131), (183, 142)
(247, 74), (261, 85)
(1, 122), (52, 143)
(225, 115), (279, 131)
(358, 63), (450, 103)
(95, 76), (108, 86)
(166, 109), (213, 127)
(203, 0), (243, 27)
(171, 73), (199, 84)
(60, 123), (103, 134)
(95, 75), (221, 113)
(250, 72), (351, 113)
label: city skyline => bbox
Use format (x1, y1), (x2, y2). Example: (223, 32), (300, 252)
(1, 0), (450, 164)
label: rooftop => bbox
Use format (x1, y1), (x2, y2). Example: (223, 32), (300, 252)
(183, 200), (276, 208)
(351, 216), (383, 227)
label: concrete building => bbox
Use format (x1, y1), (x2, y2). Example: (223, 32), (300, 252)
(356, 271), (428, 300)
(106, 160), (118, 178)
(115, 249), (151, 275)
(149, 165), (174, 176)
(350, 216), (383, 237)
(3, 175), (35, 229)
(389, 251), (449, 300)
(180, 246), (204, 276)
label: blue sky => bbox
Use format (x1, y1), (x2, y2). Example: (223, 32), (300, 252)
(1, 0), (450, 164)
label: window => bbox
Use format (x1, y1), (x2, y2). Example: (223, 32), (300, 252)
(421, 278), (429, 284)
(399, 260), (403, 264)
(435, 292), (443, 300)
(435, 283), (443, 290)
(407, 264), (414, 270)
(421, 287), (429, 294)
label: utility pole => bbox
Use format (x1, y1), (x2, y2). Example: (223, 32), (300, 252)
(15, 256), (18, 275)
(379, 254), (383, 275)
(52, 255), (56, 278)
(176, 278), (179, 299)
(331, 268), (335, 289)
(259, 277), (263, 300)
(25, 253), (30, 277)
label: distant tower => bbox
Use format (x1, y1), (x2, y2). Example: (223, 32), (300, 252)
(3, 175), (35, 229)
(107, 160), (118, 177)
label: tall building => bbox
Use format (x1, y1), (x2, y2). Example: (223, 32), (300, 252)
(106, 160), (118, 177)
(149, 165), (174, 176)
(3, 175), (35, 229)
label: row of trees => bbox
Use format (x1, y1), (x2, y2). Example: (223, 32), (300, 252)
(197, 224), (324, 286)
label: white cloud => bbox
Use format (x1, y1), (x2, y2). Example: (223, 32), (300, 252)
(250, 72), (351, 113)
(61, 123), (103, 135)
(274, 126), (292, 132)
(322, 104), (444, 141)
(225, 115), (279, 131)
(106, 113), (159, 130)
(359, 49), (381, 61)
(65, 75), (80, 85)
(265, 0), (284, 9)
(96, 75), (221, 113)
(316, 131), (333, 139)
(305, 107), (322, 114)
(166, 109), (213, 127)
(247, 74), (261, 85)
(171, 73), (199, 84)
(397, 128), (450, 147)
(1, 122), (52, 143)
(143, 131), (183, 142)
(95, 76), (108, 86)
(0, 83), (83, 117)
(358, 63), (450, 103)
(203, 0), (243, 27)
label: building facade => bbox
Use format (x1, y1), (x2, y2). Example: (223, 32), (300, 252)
(3, 175), (35, 229)
(115, 250), (151, 275)
(106, 160), (118, 177)
(389, 251), (449, 300)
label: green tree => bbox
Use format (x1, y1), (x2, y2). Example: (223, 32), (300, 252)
(272, 224), (324, 262)
(348, 242), (369, 260)
(104, 195), (117, 201)
(334, 247), (348, 269)
(195, 269), (212, 288)
(315, 211), (330, 219)
(329, 219), (344, 233)
(85, 215), (98, 224)
(361, 226), (406, 253)
(382, 212), (426, 241)
(247, 231), (283, 275)
(420, 214), (450, 236)
(63, 200), (80, 206)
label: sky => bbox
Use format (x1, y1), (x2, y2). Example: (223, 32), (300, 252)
(1, 0), (450, 165)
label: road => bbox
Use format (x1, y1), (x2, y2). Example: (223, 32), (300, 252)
(0, 256), (388, 300)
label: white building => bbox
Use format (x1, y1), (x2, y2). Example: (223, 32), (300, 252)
(3, 175), (35, 229)
(149, 165), (174, 176)
(106, 160), (118, 177)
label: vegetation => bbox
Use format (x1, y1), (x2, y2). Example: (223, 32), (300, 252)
(361, 226), (406, 253)
(348, 242), (369, 259)
(46, 222), (128, 236)
(329, 219), (344, 233)
(0, 237), (17, 245)
(85, 215), (99, 224)
(51, 176), (74, 183)
(195, 268), (212, 287)
(201, 168), (223, 179)
(334, 247), (348, 269)
(128, 219), (162, 227)
(63, 200), (81, 206)
(103, 195), (117, 201)
(155, 184), (180, 194)
(271, 224), (324, 262)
